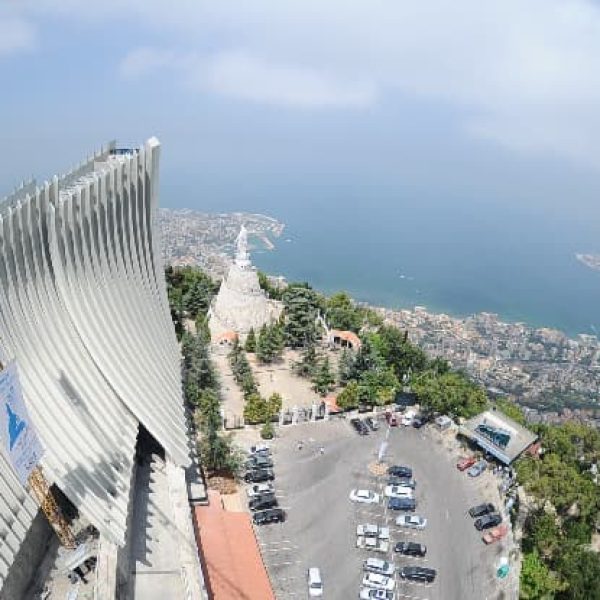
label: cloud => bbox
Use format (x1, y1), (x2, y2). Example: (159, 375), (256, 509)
(119, 47), (178, 79)
(0, 14), (35, 57)
(16, 0), (600, 166)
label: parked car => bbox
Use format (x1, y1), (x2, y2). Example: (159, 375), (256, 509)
(358, 403), (374, 413)
(359, 588), (395, 600)
(365, 417), (379, 431)
(387, 465), (413, 478)
(356, 524), (390, 540)
(384, 485), (414, 499)
(469, 503), (496, 518)
(246, 482), (275, 498)
(244, 469), (274, 483)
(248, 445), (271, 457)
(387, 476), (416, 488)
(456, 456), (477, 471)
(388, 497), (416, 511)
(245, 456), (274, 470)
(412, 416), (426, 429)
(394, 541), (427, 557)
(385, 411), (398, 427)
(363, 557), (395, 577)
(351, 418), (369, 436)
(249, 493), (278, 512)
(474, 513), (502, 531)
(399, 566), (436, 583)
(482, 523), (509, 545)
(362, 572), (395, 591)
(307, 567), (323, 597)
(467, 460), (488, 478)
(350, 489), (380, 504)
(396, 514), (427, 529)
(356, 536), (390, 553)
(253, 508), (285, 525)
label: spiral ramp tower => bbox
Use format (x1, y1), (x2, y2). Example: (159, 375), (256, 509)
(0, 138), (202, 599)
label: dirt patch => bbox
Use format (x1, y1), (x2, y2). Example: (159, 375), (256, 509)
(206, 472), (238, 495)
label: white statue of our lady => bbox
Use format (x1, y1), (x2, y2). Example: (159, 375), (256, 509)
(235, 225), (251, 269)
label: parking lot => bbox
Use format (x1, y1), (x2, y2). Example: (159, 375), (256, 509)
(250, 417), (513, 600)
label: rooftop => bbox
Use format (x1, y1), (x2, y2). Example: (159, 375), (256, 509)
(460, 408), (538, 465)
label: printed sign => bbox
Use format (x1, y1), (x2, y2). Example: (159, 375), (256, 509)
(0, 362), (44, 484)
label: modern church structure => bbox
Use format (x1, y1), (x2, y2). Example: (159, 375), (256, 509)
(0, 139), (203, 598)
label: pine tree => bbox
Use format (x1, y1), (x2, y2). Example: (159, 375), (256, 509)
(312, 357), (335, 396)
(293, 343), (318, 378)
(245, 328), (256, 353)
(338, 348), (356, 385)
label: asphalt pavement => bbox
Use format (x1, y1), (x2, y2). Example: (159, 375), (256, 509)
(252, 417), (513, 600)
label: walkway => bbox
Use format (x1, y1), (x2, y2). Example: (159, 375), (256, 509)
(193, 490), (275, 600)
(129, 454), (185, 600)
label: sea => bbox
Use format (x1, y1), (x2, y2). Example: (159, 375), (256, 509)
(164, 181), (600, 339)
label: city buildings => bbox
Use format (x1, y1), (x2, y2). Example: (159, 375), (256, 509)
(0, 139), (202, 598)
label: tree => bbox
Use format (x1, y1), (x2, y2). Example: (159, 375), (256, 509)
(245, 328), (256, 353)
(325, 292), (364, 332)
(412, 371), (487, 418)
(495, 398), (527, 425)
(336, 381), (359, 410)
(244, 393), (268, 424)
(256, 323), (284, 363)
(293, 343), (319, 378)
(266, 392), (283, 417)
(520, 550), (563, 600)
(312, 357), (335, 396)
(555, 544), (600, 599)
(338, 349), (356, 385)
(378, 325), (428, 379)
(283, 286), (322, 347)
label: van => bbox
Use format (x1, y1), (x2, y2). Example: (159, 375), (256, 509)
(307, 567), (323, 597)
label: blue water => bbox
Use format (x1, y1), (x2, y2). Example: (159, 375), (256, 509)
(163, 178), (600, 338)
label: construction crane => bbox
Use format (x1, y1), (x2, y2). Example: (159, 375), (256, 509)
(28, 465), (76, 549)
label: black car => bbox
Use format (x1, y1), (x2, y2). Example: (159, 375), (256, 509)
(351, 418), (369, 435)
(244, 469), (275, 483)
(394, 541), (427, 557)
(249, 493), (278, 512)
(412, 417), (425, 429)
(388, 497), (416, 511)
(245, 456), (274, 470)
(399, 566), (436, 583)
(469, 503), (496, 518)
(474, 513), (502, 531)
(253, 508), (285, 525)
(387, 476), (416, 488)
(248, 448), (271, 458)
(388, 465), (413, 478)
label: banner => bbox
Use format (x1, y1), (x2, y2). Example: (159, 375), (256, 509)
(0, 362), (44, 484)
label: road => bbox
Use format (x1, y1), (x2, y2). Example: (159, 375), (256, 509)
(253, 418), (512, 600)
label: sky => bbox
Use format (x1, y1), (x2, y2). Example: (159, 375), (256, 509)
(2, 1), (600, 222)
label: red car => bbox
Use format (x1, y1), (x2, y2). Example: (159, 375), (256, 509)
(385, 411), (398, 427)
(482, 523), (508, 545)
(456, 456), (476, 471)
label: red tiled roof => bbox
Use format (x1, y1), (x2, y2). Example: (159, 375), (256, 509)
(193, 490), (275, 600)
(330, 329), (361, 348)
(216, 330), (239, 343)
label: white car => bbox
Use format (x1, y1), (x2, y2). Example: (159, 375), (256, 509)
(356, 536), (390, 553)
(384, 485), (414, 499)
(362, 572), (395, 591)
(359, 587), (395, 600)
(396, 514), (427, 529)
(307, 567), (323, 597)
(246, 483), (274, 498)
(363, 557), (395, 576)
(356, 523), (390, 540)
(350, 489), (380, 504)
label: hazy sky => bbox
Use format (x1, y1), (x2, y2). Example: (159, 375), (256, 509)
(2, 1), (600, 220)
